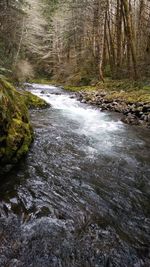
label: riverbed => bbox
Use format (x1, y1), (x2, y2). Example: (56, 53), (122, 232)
(0, 84), (150, 267)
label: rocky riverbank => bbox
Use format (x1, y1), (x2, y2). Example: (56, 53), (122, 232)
(75, 90), (150, 127)
(25, 79), (150, 127)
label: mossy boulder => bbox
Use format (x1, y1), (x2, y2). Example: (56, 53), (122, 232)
(0, 78), (34, 165)
(21, 90), (50, 109)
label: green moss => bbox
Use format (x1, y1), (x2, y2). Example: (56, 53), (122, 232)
(0, 77), (34, 165)
(29, 78), (52, 85)
(64, 79), (150, 103)
(103, 89), (150, 103)
(20, 91), (50, 109)
(64, 85), (96, 92)
(143, 85), (150, 91)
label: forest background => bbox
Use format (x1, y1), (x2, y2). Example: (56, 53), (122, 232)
(0, 0), (150, 85)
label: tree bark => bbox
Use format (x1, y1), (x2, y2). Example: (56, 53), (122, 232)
(122, 0), (137, 79)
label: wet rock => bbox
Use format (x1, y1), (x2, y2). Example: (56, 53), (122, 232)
(54, 92), (61, 95)
(138, 120), (146, 126)
(81, 99), (86, 103)
(70, 95), (75, 99)
(140, 114), (145, 120)
(123, 109), (130, 115)
(147, 113), (150, 122)
(112, 101), (118, 106)
(143, 114), (150, 122)
(142, 104), (150, 113)
(49, 92), (61, 96)
(136, 102), (144, 107)
(138, 111), (144, 118)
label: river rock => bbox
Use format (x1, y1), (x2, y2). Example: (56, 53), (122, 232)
(122, 113), (139, 125)
(143, 104), (150, 112)
(54, 92), (61, 95)
(147, 114), (150, 122)
(81, 99), (86, 103)
(70, 95), (75, 99)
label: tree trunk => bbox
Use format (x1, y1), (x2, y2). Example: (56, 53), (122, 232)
(122, 0), (137, 79)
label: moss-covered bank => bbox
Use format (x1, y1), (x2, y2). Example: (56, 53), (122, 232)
(0, 78), (49, 166)
(64, 79), (150, 102)
(0, 78), (33, 165)
(20, 90), (50, 109)
(30, 78), (150, 103)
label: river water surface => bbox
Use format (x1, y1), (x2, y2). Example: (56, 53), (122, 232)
(0, 84), (150, 267)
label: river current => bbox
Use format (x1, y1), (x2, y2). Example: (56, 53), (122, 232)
(0, 84), (150, 267)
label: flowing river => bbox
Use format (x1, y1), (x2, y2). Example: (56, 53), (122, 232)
(0, 84), (150, 267)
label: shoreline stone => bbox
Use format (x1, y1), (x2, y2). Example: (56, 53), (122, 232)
(75, 91), (150, 128)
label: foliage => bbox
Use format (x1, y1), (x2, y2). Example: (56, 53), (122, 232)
(13, 60), (34, 83)
(42, 0), (150, 82)
(0, 0), (150, 82)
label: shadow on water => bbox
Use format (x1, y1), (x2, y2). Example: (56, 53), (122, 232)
(0, 84), (150, 266)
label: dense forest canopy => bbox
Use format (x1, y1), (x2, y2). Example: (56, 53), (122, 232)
(0, 0), (150, 83)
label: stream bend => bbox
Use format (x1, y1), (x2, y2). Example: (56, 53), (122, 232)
(0, 84), (150, 267)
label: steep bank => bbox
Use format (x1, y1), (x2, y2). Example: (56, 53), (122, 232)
(0, 78), (49, 166)
(64, 80), (150, 127)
